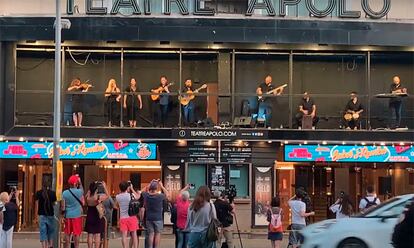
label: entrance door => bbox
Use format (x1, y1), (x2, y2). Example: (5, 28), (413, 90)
(295, 166), (330, 222)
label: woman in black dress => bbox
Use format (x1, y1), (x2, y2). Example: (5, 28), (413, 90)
(68, 78), (91, 127)
(85, 181), (109, 248)
(104, 79), (121, 127)
(123, 78), (143, 127)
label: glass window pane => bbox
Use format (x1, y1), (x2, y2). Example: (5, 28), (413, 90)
(230, 164), (249, 198)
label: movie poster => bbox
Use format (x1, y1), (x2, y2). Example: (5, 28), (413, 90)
(254, 166), (273, 226)
(208, 164), (229, 196)
(163, 165), (183, 225)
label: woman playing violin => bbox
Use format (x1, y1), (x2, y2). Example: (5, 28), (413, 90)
(67, 78), (92, 127)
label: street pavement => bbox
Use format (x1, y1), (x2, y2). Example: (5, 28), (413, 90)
(14, 237), (289, 248)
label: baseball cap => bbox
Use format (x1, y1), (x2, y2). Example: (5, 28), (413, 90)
(68, 175), (80, 185)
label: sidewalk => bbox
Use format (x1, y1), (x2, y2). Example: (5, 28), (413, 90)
(14, 237), (289, 248)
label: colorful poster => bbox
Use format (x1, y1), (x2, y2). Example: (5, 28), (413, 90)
(0, 142), (157, 160)
(163, 165), (183, 225)
(285, 145), (414, 163)
(208, 164), (229, 196)
(254, 167), (273, 226)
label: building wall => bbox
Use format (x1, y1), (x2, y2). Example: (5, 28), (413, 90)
(1, 0), (413, 20)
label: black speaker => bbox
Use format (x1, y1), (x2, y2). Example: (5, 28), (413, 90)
(233, 116), (255, 128)
(130, 173), (141, 191)
(379, 176), (392, 195)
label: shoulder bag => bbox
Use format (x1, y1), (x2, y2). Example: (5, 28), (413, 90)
(206, 203), (221, 242)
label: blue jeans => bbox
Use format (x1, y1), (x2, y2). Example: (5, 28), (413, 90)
(177, 229), (189, 248)
(38, 215), (56, 242)
(183, 102), (195, 126)
(389, 101), (402, 128)
(188, 231), (215, 248)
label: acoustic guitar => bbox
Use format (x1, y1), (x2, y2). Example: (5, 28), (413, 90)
(179, 84), (208, 106)
(150, 82), (174, 101)
(344, 112), (360, 121)
(258, 84), (288, 101)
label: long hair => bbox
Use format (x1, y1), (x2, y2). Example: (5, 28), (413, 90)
(105, 79), (118, 97)
(89, 182), (98, 197)
(70, 78), (81, 87)
(41, 178), (52, 215)
(191, 186), (211, 212)
(340, 194), (353, 216)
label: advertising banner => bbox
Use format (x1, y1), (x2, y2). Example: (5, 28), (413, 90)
(0, 142), (157, 160)
(253, 167), (273, 226)
(285, 145), (414, 163)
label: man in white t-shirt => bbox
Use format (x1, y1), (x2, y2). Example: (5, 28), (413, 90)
(359, 185), (381, 213)
(288, 189), (315, 248)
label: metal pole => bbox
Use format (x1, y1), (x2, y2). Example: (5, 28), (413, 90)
(53, 0), (62, 247)
(52, 0), (61, 199)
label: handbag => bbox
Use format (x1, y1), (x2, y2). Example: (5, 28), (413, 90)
(206, 203), (221, 242)
(128, 193), (141, 216)
(96, 202), (105, 219)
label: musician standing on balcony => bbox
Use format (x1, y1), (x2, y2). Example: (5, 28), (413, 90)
(68, 78), (92, 127)
(294, 92), (319, 129)
(256, 75), (283, 127)
(181, 79), (195, 127)
(389, 76), (407, 129)
(151, 76), (170, 127)
(343, 92), (364, 130)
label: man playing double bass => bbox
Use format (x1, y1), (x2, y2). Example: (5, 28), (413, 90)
(256, 75), (284, 127)
(343, 91), (364, 130)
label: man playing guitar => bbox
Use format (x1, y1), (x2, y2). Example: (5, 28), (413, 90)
(256, 75), (285, 127)
(179, 79), (207, 126)
(151, 76), (170, 127)
(343, 91), (364, 130)
(389, 76), (408, 128)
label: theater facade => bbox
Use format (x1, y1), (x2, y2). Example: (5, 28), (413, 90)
(0, 0), (413, 231)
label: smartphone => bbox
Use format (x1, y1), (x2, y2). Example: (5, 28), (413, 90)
(189, 183), (195, 189)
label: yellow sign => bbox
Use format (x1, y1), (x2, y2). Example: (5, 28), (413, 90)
(56, 161), (63, 201)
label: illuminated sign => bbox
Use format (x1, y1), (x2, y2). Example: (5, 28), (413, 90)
(0, 142), (157, 160)
(285, 145), (414, 163)
(67, 0), (391, 19)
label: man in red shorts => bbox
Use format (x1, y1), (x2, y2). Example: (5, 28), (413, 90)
(61, 175), (84, 248)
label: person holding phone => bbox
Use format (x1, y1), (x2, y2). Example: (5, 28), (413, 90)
(61, 175), (84, 248)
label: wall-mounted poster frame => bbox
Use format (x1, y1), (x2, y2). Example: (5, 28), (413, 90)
(252, 166), (274, 227)
(162, 164), (185, 225)
(185, 162), (251, 199)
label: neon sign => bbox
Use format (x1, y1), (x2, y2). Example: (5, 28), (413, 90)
(285, 145), (414, 163)
(0, 142), (157, 160)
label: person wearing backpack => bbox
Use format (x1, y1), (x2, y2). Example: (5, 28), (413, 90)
(186, 186), (217, 248)
(115, 181), (141, 248)
(267, 196), (283, 248)
(61, 175), (84, 248)
(359, 185), (380, 213)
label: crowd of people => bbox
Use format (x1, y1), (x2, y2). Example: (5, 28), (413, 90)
(1, 175), (411, 248)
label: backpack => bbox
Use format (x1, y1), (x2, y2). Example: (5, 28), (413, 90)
(269, 208), (282, 232)
(364, 197), (378, 209)
(128, 193), (140, 216)
(206, 203), (221, 242)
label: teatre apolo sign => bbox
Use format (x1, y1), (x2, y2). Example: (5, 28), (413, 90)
(67, 0), (391, 19)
